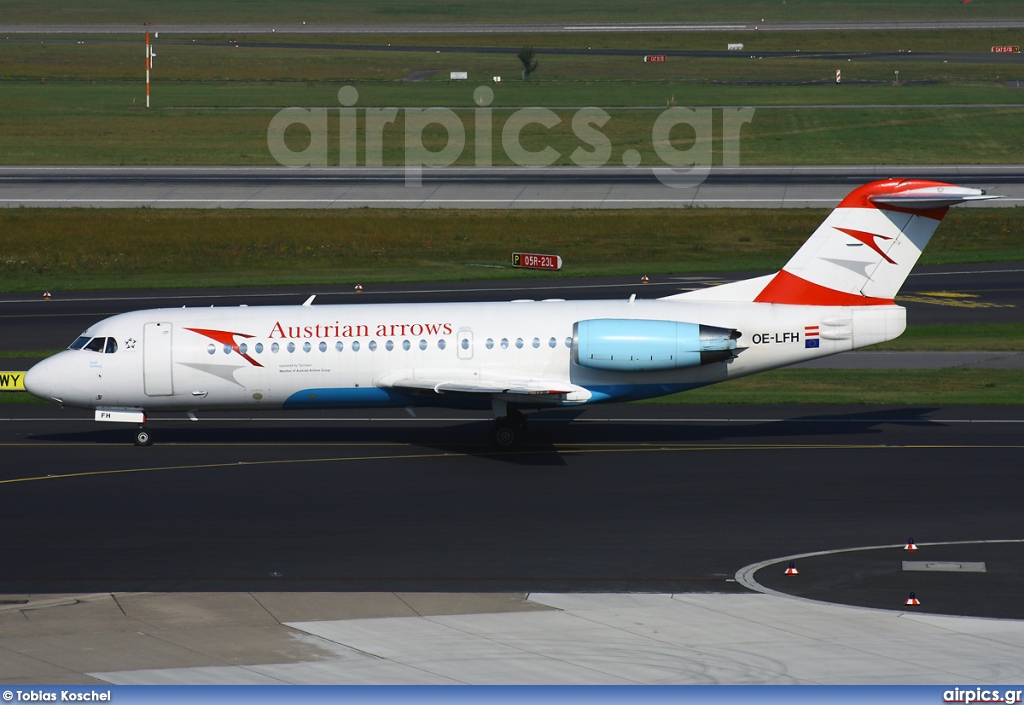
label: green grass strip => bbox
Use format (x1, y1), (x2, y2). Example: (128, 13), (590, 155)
(5, 368), (1021, 406)
(875, 323), (1024, 351)
(654, 368), (1024, 405)
(1, 208), (1022, 292)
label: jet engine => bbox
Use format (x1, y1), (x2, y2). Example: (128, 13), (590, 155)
(573, 319), (741, 372)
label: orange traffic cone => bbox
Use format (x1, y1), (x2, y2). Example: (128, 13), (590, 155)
(905, 592), (920, 606)
(784, 561), (799, 576)
(904, 538), (918, 552)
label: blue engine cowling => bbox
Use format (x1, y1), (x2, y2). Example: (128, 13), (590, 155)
(573, 319), (740, 372)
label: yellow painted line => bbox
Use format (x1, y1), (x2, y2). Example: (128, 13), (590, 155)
(0, 450), (468, 485)
(897, 291), (1015, 309)
(0, 371), (26, 391)
(3, 443), (1021, 486)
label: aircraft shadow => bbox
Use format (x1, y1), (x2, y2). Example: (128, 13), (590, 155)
(27, 406), (944, 465)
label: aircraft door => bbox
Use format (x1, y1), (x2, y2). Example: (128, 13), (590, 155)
(457, 328), (473, 360)
(143, 322), (174, 396)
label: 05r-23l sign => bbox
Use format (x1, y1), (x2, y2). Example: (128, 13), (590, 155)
(512, 253), (563, 270)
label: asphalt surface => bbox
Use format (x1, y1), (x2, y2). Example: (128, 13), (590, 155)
(2, 166), (1022, 209)
(2, 402), (1023, 620)
(2, 268), (1021, 618)
(3, 20), (1024, 34)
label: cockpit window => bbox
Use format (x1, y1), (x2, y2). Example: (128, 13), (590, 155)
(74, 336), (119, 353)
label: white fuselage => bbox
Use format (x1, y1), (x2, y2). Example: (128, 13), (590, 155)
(25, 297), (906, 414)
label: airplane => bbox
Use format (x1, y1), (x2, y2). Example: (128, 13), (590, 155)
(24, 179), (998, 447)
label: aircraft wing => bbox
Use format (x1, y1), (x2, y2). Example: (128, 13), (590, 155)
(378, 373), (592, 402)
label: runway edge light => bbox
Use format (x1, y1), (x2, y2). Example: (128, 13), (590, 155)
(904, 538), (919, 552)
(784, 561), (799, 576)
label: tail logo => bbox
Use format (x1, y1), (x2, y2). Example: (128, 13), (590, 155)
(835, 227), (896, 264)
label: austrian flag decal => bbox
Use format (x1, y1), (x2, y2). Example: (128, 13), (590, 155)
(805, 326), (820, 349)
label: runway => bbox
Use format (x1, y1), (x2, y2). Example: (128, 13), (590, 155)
(2, 166), (1023, 209)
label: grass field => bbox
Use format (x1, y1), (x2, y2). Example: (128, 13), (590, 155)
(1, 89), (1022, 166)
(3, 26), (1022, 166)
(1, 207), (1020, 292)
(3, 0), (1023, 25)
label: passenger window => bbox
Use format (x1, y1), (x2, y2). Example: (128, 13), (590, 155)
(84, 337), (105, 353)
(105, 338), (118, 354)
(69, 336), (90, 350)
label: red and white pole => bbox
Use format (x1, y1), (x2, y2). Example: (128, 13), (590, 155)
(145, 32), (151, 108)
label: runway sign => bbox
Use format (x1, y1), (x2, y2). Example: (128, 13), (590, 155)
(992, 46), (1020, 53)
(644, 55), (667, 63)
(0, 371), (26, 391)
(512, 252), (562, 270)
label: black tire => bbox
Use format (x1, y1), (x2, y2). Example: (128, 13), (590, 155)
(134, 428), (153, 446)
(493, 419), (519, 449)
(508, 409), (527, 431)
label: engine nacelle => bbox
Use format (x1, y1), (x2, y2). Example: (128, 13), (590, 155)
(573, 319), (740, 372)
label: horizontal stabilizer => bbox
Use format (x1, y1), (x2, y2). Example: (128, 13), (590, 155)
(869, 185), (999, 210)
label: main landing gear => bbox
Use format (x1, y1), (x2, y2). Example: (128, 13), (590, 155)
(492, 408), (527, 449)
(134, 426), (153, 446)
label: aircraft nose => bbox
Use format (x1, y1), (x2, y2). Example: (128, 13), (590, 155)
(24, 358), (55, 401)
